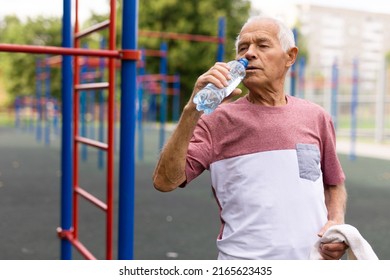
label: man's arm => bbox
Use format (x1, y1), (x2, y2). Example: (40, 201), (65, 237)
(318, 183), (348, 260)
(152, 102), (202, 192)
(153, 62), (234, 192)
(323, 183), (347, 225)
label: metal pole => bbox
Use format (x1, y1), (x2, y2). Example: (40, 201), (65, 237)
(159, 42), (168, 151)
(60, 0), (73, 260)
(173, 74), (180, 122)
(217, 17), (225, 62)
(98, 38), (106, 170)
(331, 59), (339, 130)
(137, 49), (145, 162)
(118, 0), (138, 260)
(45, 56), (51, 146)
(290, 28), (298, 97)
(298, 57), (305, 98)
(350, 58), (359, 161)
(375, 59), (386, 143)
(36, 59), (42, 143)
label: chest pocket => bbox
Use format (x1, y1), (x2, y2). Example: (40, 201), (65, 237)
(296, 143), (321, 182)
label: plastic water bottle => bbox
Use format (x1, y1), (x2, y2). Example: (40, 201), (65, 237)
(193, 58), (248, 114)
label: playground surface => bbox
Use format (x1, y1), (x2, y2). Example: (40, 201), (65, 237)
(0, 125), (389, 260)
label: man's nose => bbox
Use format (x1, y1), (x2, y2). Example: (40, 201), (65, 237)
(245, 45), (257, 60)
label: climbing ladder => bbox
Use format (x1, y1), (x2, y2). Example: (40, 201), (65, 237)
(57, 0), (117, 260)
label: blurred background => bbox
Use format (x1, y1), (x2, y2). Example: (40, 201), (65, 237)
(0, 0), (389, 260)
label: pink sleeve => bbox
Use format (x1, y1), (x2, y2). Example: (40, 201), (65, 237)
(184, 118), (213, 185)
(321, 116), (346, 185)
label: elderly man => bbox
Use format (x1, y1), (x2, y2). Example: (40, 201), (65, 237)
(153, 15), (347, 260)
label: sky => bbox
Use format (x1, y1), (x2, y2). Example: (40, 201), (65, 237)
(0, 0), (389, 23)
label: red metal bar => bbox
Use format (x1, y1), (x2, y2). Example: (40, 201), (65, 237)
(105, 0), (116, 260)
(144, 86), (178, 95)
(139, 30), (224, 43)
(120, 49), (142, 61)
(72, 0), (81, 241)
(74, 136), (108, 150)
(143, 49), (166, 57)
(138, 74), (179, 83)
(75, 82), (109, 91)
(57, 227), (96, 260)
(75, 187), (108, 211)
(0, 43), (123, 58)
(75, 20), (110, 39)
(72, 239), (97, 260)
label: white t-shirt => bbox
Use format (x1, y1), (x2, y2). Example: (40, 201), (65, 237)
(185, 95), (345, 260)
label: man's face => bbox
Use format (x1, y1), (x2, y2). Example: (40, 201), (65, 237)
(236, 20), (292, 90)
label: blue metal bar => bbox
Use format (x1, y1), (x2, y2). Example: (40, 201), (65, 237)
(137, 49), (145, 161)
(36, 59), (42, 142)
(60, 0), (73, 260)
(350, 58), (359, 161)
(290, 28), (298, 97)
(14, 97), (20, 128)
(80, 62), (88, 161)
(217, 17), (225, 62)
(173, 74), (180, 122)
(331, 59), (339, 130)
(159, 42), (168, 151)
(118, 0), (138, 260)
(45, 56), (51, 146)
(98, 38), (106, 170)
(88, 63), (96, 141)
(297, 57), (305, 98)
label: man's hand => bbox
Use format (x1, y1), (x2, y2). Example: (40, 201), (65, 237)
(318, 221), (348, 260)
(318, 241), (348, 260)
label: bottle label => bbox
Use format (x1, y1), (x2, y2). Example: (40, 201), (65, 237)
(225, 77), (243, 97)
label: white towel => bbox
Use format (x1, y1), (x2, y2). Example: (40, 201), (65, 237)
(309, 224), (378, 260)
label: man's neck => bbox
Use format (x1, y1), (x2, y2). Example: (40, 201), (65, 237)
(247, 91), (287, 106)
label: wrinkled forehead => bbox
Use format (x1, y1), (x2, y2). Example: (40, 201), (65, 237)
(239, 18), (279, 38)
(237, 19), (280, 45)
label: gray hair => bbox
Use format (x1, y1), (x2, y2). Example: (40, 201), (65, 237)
(235, 16), (296, 53)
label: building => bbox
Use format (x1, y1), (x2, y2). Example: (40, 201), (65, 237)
(297, 4), (389, 92)
(295, 4), (390, 141)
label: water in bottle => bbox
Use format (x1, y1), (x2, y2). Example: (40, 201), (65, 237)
(193, 58), (248, 114)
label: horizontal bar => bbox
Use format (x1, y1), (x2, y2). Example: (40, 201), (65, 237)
(145, 87), (179, 96)
(139, 30), (224, 43)
(71, 238), (97, 260)
(75, 82), (109, 91)
(75, 20), (110, 39)
(138, 74), (179, 83)
(0, 43), (121, 58)
(56, 228), (96, 259)
(143, 49), (167, 57)
(75, 186), (107, 211)
(75, 136), (108, 150)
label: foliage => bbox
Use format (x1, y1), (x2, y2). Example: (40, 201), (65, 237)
(137, 0), (251, 107)
(292, 20), (309, 64)
(0, 16), (62, 102)
(0, 0), (251, 111)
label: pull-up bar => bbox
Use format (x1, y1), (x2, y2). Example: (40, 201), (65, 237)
(0, 43), (140, 60)
(139, 30), (224, 43)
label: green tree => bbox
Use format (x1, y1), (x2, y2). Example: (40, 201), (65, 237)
(0, 0), (251, 111)
(0, 16), (62, 102)
(137, 0), (251, 107)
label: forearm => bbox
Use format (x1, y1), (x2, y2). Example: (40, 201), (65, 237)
(324, 183), (347, 224)
(152, 102), (202, 192)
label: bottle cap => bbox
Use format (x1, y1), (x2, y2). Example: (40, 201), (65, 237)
(237, 58), (249, 68)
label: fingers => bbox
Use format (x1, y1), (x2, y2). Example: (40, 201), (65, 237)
(320, 242), (348, 260)
(317, 220), (338, 237)
(195, 62), (231, 91)
(221, 88), (242, 104)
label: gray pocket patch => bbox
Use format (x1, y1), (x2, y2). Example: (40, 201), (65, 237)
(296, 143), (321, 181)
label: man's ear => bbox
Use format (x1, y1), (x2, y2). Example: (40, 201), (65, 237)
(286, 47), (298, 67)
